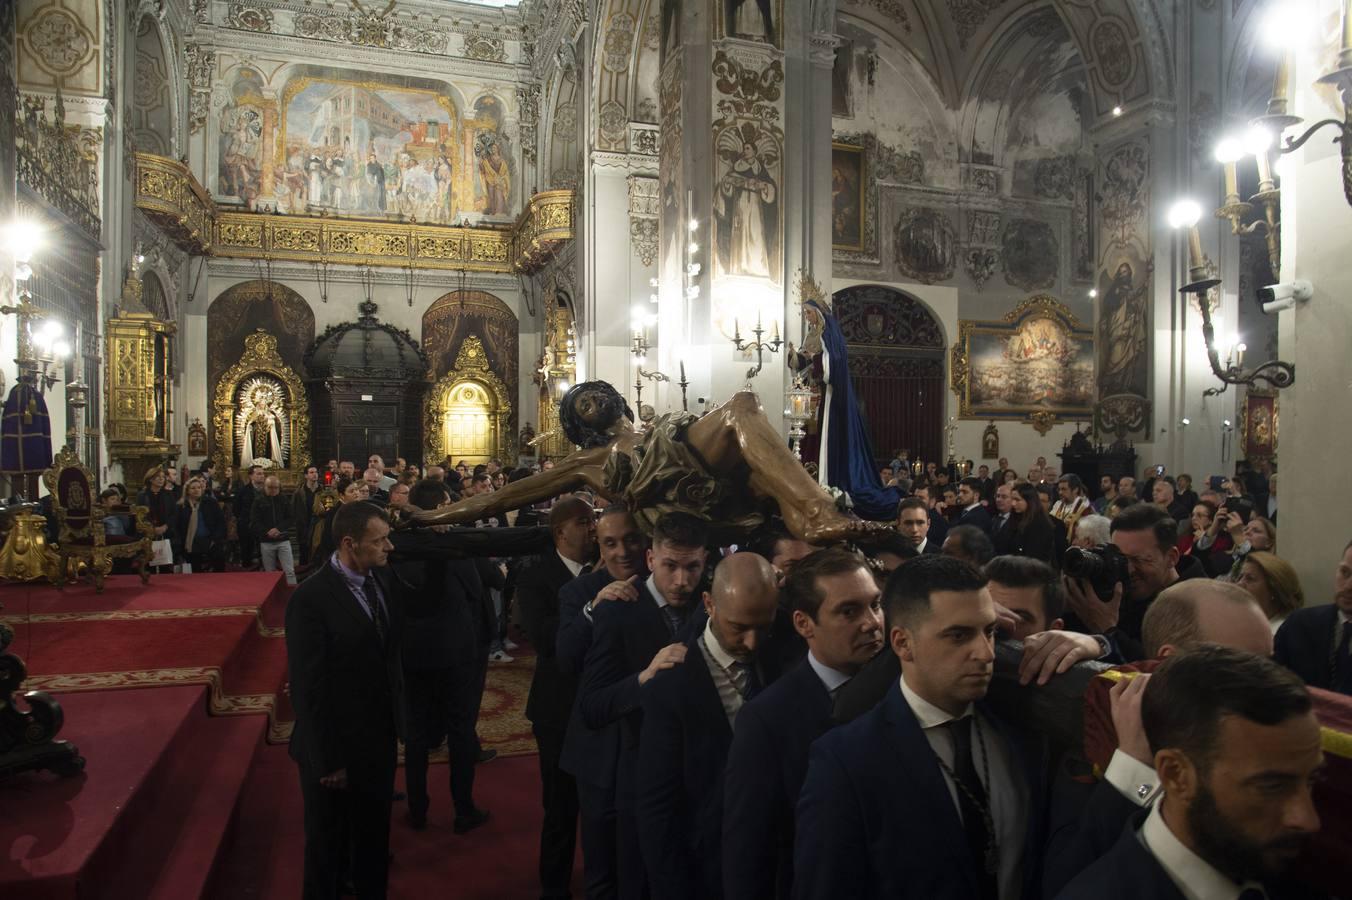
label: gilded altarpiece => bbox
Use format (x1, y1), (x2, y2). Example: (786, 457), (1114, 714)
(213, 331), (310, 485)
(105, 307), (176, 486)
(534, 293), (577, 460)
(424, 336), (512, 466)
(421, 290), (519, 460)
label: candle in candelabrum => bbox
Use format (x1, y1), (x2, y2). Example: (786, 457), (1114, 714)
(1187, 225), (1205, 269)
(1222, 161), (1239, 202)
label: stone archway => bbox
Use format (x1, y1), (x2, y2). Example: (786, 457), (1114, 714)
(831, 284), (947, 466)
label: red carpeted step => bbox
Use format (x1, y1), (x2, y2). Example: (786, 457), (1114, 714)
(0, 685), (265, 900)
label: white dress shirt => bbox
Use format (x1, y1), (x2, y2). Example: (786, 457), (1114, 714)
(805, 650), (851, 697)
(916, 537), (929, 554)
(1141, 800), (1267, 900)
(557, 549), (586, 579)
(899, 676), (1027, 900)
(699, 619), (747, 729)
(1103, 749), (1160, 805)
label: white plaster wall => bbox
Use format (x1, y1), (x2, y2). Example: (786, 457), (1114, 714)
(1274, 50), (1352, 606)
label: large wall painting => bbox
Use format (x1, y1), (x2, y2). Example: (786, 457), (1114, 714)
(831, 142), (864, 251)
(1094, 137), (1152, 436)
(216, 65), (516, 223)
(711, 49), (784, 286)
(950, 297), (1094, 421)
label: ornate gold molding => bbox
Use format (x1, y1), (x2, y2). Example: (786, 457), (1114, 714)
(424, 335), (513, 465)
(132, 152), (573, 275)
(134, 152), (215, 256)
(212, 331), (311, 482)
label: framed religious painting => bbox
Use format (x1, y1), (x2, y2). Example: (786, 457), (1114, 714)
(950, 296), (1095, 423)
(1240, 389), (1278, 462)
(831, 143), (865, 252)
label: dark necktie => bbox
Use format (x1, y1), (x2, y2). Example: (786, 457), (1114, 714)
(733, 660), (762, 701)
(661, 604), (688, 639)
(949, 717), (998, 900)
(362, 574), (388, 645)
(1334, 621), (1352, 694)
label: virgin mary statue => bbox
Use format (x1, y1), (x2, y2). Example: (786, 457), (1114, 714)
(238, 377), (286, 468)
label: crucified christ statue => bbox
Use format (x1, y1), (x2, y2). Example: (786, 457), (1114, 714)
(412, 380), (890, 544)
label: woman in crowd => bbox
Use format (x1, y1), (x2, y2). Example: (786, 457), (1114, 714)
(137, 466), (179, 573)
(1235, 550), (1304, 633)
(174, 475), (227, 572)
(998, 480), (1058, 564)
(1177, 499), (1233, 576)
(1222, 514), (1276, 578)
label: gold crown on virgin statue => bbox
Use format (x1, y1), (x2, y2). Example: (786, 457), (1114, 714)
(794, 270), (830, 312)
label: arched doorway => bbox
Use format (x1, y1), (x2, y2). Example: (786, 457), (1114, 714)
(421, 290), (518, 462)
(425, 336), (512, 466)
(831, 285), (946, 466)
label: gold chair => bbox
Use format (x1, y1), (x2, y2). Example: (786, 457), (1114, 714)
(42, 446), (154, 592)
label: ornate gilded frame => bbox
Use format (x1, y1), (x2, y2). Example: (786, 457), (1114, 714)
(213, 330), (311, 482)
(830, 142), (866, 253)
(950, 295), (1095, 428)
(423, 335), (513, 465)
(1240, 389), (1279, 462)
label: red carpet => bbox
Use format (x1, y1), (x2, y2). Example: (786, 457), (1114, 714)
(207, 744), (578, 899)
(0, 573), (295, 741)
(0, 575), (558, 898)
(0, 685), (266, 900)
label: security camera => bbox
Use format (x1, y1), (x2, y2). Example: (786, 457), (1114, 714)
(1258, 279), (1313, 313)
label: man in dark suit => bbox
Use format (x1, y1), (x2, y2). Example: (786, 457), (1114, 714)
(234, 464), (264, 568)
(915, 485), (950, 548)
(1055, 647), (1323, 900)
(293, 464), (322, 568)
(392, 479), (489, 834)
(956, 476), (994, 534)
(558, 504), (648, 900)
(636, 553), (781, 899)
(285, 500), (403, 900)
(795, 555), (1042, 900)
(898, 497), (942, 554)
(579, 512), (708, 900)
(1275, 538), (1352, 695)
(518, 496), (597, 900)
(723, 548), (884, 900)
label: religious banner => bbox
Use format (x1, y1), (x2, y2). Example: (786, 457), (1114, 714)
(1241, 389), (1278, 461)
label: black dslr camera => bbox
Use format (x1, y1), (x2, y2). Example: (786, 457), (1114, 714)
(1063, 543), (1131, 601)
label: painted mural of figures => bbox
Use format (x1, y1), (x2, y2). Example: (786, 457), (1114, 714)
(1098, 261), (1149, 395)
(478, 142), (512, 216)
(714, 124), (780, 280)
(365, 152), (387, 212)
(220, 106), (263, 200)
(435, 154), (455, 221)
(726, 0), (775, 43)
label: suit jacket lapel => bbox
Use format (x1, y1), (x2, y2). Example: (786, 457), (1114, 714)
(879, 683), (979, 893)
(636, 583), (675, 651)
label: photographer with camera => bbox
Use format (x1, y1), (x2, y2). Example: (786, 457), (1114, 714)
(1061, 504), (1208, 662)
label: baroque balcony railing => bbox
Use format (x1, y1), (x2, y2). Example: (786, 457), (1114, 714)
(16, 92), (101, 240)
(132, 152), (573, 275)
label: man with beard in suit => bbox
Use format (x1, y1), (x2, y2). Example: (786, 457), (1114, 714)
(722, 548), (883, 900)
(558, 504), (649, 900)
(518, 496), (597, 900)
(285, 501), (402, 899)
(579, 512), (708, 900)
(636, 552), (782, 899)
(1055, 647), (1323, 900)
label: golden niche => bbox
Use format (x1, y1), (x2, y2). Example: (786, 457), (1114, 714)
(213, 330), (311, 486)
(424, 335), (511, 466)
(106, 269), (177, 484)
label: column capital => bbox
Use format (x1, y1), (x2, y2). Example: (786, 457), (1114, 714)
(809, 33), (841, 70)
